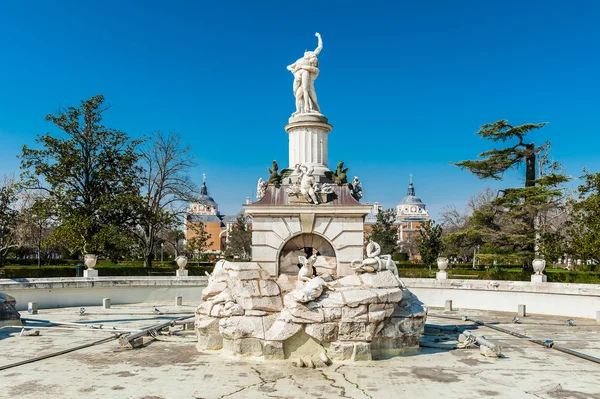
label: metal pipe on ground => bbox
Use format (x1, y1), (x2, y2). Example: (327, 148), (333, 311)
(0, 334), (122, 371)
(428, 314), (600, 365)
(118, 315), (193, 348)
(22, 317), (133, 331)
(423, 323), (502, 356)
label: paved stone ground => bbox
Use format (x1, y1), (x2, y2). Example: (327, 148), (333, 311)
(1, 303), (599, 399)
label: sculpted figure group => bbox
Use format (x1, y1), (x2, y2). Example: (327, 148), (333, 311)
(287, 33), (323, 115)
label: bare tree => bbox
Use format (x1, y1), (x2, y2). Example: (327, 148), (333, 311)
(0, 176), (20, 266)
(17, 191), (55, 266)
(135, 131), (198, 268)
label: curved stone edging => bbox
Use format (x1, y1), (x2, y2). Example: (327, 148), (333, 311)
(403, 278), (600, 319)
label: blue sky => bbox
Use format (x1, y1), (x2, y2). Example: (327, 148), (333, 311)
(1, 1), (599, 218)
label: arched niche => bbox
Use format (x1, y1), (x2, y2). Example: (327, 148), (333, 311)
(277, 233), (337, 276)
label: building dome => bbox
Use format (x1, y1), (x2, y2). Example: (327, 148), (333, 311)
(197, 182), (217, 205)
(397, 178), (425, 209)
(396, 175), (428, 216)
(399, 193), (425, 207)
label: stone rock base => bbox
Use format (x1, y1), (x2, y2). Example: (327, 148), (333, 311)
(196, 265), (426, 363)
(0, 293), (21, 327)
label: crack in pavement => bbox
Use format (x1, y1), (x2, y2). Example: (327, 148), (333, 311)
(317, 368), (351, 399)
(214, 367), (268, 399)
(334, 365), (373, 399)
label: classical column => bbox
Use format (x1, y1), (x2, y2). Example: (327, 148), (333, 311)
(285, 113), (332, 181)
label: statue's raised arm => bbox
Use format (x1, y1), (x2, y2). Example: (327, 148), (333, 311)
(288, 32), (324, 115)
(313, 32), (323, 56)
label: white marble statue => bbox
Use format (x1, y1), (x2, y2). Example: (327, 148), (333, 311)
(300, 166), (320, 204)
(298, 254), (318, 283)
(287, 33), (322, 115)
(291, 276), (332, 303)
(256, 177), (268, 201)
(351, 241), (404, 285)
(350, 176), (363, 200)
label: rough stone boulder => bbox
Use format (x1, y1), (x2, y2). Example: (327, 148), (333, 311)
(196, 261), (283, 352)
(265, 270), (426, 361)
(196, 263), (427, 363)
(0, 293), (21, 327)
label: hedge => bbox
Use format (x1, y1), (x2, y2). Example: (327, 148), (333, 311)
(0, 265), (215, 279)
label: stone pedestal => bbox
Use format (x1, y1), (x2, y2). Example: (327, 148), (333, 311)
(436, 271), (448, 280)
(176, 269), (189, 277)
(531, 274), (547, 283)
(285, 113), (332, 182)
(83, 269), (98, 278)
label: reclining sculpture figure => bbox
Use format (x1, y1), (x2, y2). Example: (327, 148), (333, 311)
(351, 241), (405, 286)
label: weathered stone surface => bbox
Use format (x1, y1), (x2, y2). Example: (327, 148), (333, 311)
(316, 291), (345, 308)
(366, 322), (384, 340)
(263, 340), (285, 359)
(286, 305), (324, 323)
(374, 288), (403, 303)
(369, 308), (392, 323)
(227, 269), (261, 280)
(341, 304), (368, 322)
(245, 309), (268, 317)
(0, 293), (20, 325)
(230, 279), (261, 297)
(196, 334), (223, 351)
(195, 266), (427, 362)
(197, 301), (213, 316)
(305, 323), (338, 342)
(223, 337), (263, 355)
(326, 341), (354, 360)
(323, 307), (342, 322)
(223, 262), (261, 271)
(196, 317), (219, 333)
(210, 304), (225, 317)
(219, 316), (265, 339)
(392, 290), (427, 317)
(336, 274), (362, 287)
(202, 282), (227, 299)
(265, 319), (303, 341)
(352, 342), (372, 361)
(340, 288), (379, 307)
(358, 271), (399, 288)
(259, 280), (281, 296)
(338, 322), (367, 341)
(237, 295), (283, 312)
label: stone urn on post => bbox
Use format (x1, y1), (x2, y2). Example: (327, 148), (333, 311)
(175, 255), (189, 277)
(83, 254), (98, 278)
(436, 257), (448, 280)
(531, 258), (547, 283)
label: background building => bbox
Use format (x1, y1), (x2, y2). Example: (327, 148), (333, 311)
(365, 175), (430, 259)
(185, 180), (251, 254)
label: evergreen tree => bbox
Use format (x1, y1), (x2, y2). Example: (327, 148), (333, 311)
(224, 213), (252, 260)
(453, 120), (568, 268)
(20, 95), (143, 256)
(453, 120), (548, 187)
(367, 209), (397, 255)
(419, 220), (444, 267)
(567, 171), (600, 263)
